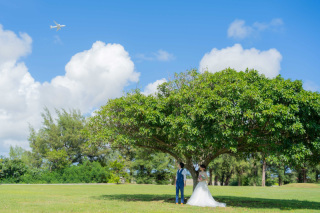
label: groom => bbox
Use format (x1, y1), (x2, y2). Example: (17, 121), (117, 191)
(175, 162), (187, 205)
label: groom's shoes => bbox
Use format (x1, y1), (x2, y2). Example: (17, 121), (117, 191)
(176, 203), (178, 205)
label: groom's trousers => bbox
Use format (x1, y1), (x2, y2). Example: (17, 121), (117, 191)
(176, 182), (184, 203)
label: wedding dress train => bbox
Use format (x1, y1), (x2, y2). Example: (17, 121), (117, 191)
(187, 173), (226, 208)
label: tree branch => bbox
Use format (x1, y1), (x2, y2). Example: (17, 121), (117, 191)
(135, 144), (183, 162)
(151, 136), (174, 149)
(203, 148), (231, 166)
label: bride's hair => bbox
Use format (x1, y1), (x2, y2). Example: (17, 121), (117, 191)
(200, 164), (206, 170)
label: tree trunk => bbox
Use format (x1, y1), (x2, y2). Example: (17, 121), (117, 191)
(298, 169), (303, 183)
(238, 170), (242, 186)
(220, 173), (225, 186)
(253, 166), (257, 187)
(278, 166), (283, 186)
(225, 173), (231, 186)
(171, 174), (175, 185)
(262, 158), (266, 187)
(185, 163), (199, 191)
(278, 175), (282, 186)
(303, 168), (307, 183)
(316, 172), (319, 183)
(252, 156), (257, 186)
(208, 168), (213, 185)
(225, 177), (230, 186)
(214, 176), (219, 186)
(192, 173), (199, 190)
(129, 170), (134, 183)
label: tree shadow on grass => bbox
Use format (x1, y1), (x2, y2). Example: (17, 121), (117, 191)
(216, 196), (320, 211)
(93, 194), (175, 203)
(93, 194), (320, 210)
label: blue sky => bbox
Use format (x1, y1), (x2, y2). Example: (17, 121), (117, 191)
(1, 0), (319, 86)
(0, 0), (319, 155)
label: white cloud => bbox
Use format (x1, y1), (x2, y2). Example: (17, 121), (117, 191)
(199, 44), (282, 78)
(136, 49), (174, 62)
(228, 18), (284, 39)
(0, 25), (140, 156)
(142, 78), (167, 96)
(303, 80), (319, 92)
(0, 24), (39, 157)
(0, 24), (32, 64)
(53, 35), (62, 44)
(41, 41), (139, 112)
(3, 139), (31, 151)
(227, 20), (253, 39)
(154, 50), (175, 61)
(136, 53), (153, 61)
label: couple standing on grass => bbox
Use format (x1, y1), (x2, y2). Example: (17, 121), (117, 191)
(175, 162), (226, 208)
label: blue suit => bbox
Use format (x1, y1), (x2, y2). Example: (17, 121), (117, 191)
(176, 168), (185, 203)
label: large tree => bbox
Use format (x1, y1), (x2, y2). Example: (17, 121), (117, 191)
(88, 69), (320, 190)
(29, 108), (86, 170)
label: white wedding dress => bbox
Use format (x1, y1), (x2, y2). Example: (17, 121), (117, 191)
(187, 171), (226, 207)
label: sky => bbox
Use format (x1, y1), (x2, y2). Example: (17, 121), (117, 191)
(0, 0), (319, 156)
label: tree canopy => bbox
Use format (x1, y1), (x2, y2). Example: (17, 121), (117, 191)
(88, 68), (320, 189)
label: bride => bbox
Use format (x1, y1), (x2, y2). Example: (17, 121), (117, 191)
(187, 164), (226, 207)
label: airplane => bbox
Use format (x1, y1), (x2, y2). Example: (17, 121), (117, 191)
(50, 21), (66, 31)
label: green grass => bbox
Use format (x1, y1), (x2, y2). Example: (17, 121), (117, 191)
(1, 183), (320, 213)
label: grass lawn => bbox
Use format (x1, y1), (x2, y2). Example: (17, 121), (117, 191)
(1, 183), (320, 213)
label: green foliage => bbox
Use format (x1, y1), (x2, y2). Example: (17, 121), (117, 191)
(210, 154), (236, 186)
(132, 148), (175, 185)
(0, 158), (27, 183)
(267, 154), (297, 185)
(244, 154), (262, 186)
(1, 160), (111, 184)
(209, 153), (314, 186)
(20, 167), (46, 184)
(29, 108), (86, 170)
(9, 146), (39, 168)
(9, 146), (26, 160)
(46, 149), (70, 171)
(60, 161), (111, 183)
(109, 156), (129, 183)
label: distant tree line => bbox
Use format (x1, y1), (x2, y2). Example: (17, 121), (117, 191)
(1, 143), (319, 185)
(0, 108), (175, 184)
(207, 153), (320, 186)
